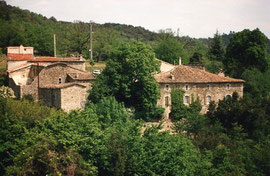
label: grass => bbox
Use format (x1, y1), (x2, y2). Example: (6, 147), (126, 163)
(86, 60), (106, 73)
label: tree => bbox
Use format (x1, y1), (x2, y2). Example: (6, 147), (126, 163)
(208, 31), (225, 61)
(155, 38), (185, 65)
(0, 86), (15, 98)
(170, 88), (201, 120)
(88, 42), (163, 120)
(93, 27), (122, 62)
(67, 21), (90, 56)
(241, 68), (270, 98)
(127, 127), (203, 176)
(225, 28), (268, 78)
(189, 52), (204, 65)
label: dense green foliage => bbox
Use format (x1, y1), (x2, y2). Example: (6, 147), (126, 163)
(241, 68), (270, 99)
(154, 37), (186, 64)
(208, 31), (225, 61)
(189, 52), (204, 65)
(225, 29), (268, 78)
(88, 42), (163, 121)
(173, 93), (270, 176)
(0, 96), (214, 176)
(3, 91), (269, 175)
(170, 88), (202, 120)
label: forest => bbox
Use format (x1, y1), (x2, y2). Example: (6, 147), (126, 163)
(1, 1), (270, 175)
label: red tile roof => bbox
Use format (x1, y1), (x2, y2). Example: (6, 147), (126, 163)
(155, 65), (244, 83)
(7, 53), (34, 60)
(34, 57), (81, 62)
(7, 54), (82, 62)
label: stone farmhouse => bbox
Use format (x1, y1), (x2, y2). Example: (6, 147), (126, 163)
(156, 60), (244, 119)
(7, 45), (95, 112)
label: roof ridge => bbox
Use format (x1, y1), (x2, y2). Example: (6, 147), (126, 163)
(155, 64), (244, 83)
(44, 62), (88, 73)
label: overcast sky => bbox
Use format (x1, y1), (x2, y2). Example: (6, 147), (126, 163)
(5, 0), (270, 38)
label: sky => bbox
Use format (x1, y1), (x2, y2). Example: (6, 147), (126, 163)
(5, 0), (270, 38)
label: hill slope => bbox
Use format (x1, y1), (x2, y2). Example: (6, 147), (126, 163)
(0, 1), (269, 59)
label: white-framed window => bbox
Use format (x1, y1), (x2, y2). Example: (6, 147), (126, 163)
(206, 95), (211, 105)
(165, 96), (169, 107)
(184, 95), (190, 105)
(185, 84), (189, 91)
(165, 84), (170, 91)
(226, 84), (231, 90)
(58, 77), (62, 84)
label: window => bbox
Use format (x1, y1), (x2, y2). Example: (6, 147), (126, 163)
(165, 84), (169, 91)
(165, 96), (169, 107)
(58, 77), (62, 84)
(207, 84), (210, 90)
(184, 95), (190, 104)
(206, 95), (211, 105)
(226, 84), (231, 90)
(185, 84), (189, 91)
(225, 94), (231, 99)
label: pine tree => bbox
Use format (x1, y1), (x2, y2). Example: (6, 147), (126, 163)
(209, 31), (225, 61)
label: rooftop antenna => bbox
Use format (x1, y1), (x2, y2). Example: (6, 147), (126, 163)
(89, 21), (93, 60)
(54, 34), (56, 57)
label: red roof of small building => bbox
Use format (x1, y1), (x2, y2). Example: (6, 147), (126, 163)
(7, 53), (34, 60)
(155, 65), (244, 84)
(7, 54), (82, 62)
(33, 57), (81, 62)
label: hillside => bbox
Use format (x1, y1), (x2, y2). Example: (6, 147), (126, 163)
(0, 1), (269, 60)
(0, 1), (164, 58)
(0, 1), (216, 60)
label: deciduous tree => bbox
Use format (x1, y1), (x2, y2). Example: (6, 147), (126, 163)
(155, 38), (185, 64)
(225, 28), (268, 78)
(89, 42), (163, 120)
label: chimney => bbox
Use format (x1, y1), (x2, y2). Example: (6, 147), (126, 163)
(19, 45), (24, 54)
(218, 68), (225, 77)
(79, 54), (83, 60)
(179, 56), (182, 65)
(170, 71), (175, 80)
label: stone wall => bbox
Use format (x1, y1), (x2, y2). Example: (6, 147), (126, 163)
(60, 85), (88, 112)
(8, 78), (21, 98)
(21, 84), (38, 100)
(157, 82), (244, 119)
(66, 62), (85, 71)
(7, 46), (34, 54)
(7, 60), (27, 70)
(8, 65), (40, 85)
(39, 88), (61, 109)
(9, 61), (92, 111)
(38, 64), (86, 87)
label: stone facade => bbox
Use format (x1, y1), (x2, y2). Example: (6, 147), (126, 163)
(155, 63), (244, 119)
(7, 45), (95, 112)
(39, 83), (88, 112)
